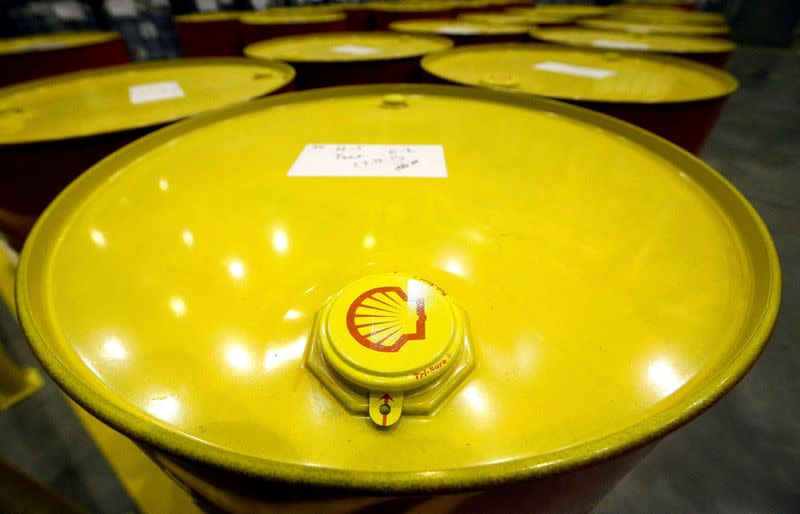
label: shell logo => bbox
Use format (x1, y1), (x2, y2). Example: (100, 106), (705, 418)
(346, 286), (427, 352)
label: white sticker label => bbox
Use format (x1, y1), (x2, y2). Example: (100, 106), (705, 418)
(591, 39), (651, 50)
(439, 26), (481, 35)
(105, 0), (137, 17)
(532, 61), (616, 79)
(53, 1), (87, 20)
(195, 0), (218, 12)
(128, 81), (185, 105)
(288, 144), (448, 178)
(331, 45), (380, 56)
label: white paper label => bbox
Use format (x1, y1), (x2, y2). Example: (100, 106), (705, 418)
(590, 39), (650, 50)
(331, 45), (380, 56)
(105, 0), (137, 18)
(53, 1), (87, 20)
(439, 26), (481, 35)
(195, 0), (218, 12)
(533, 61), (615, 79)
(129, 81), (185, 105)
(288, 144), (447, 178)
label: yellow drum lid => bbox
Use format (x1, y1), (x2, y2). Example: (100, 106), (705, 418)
(173, 11), (245, 23)
(17, 84), (779, 489)
(580, 18), (729, 36)
(244, 32), (452, 62)
(239, 10), (346, 25)
(422, 43), (737, 103)
(459, 11), (574, 26)
(370, 2), (453, 12)
(610, 8), (727, 26)
(390, 18), (528, 36)
(0, 58), (294, 145)
(530, 28), (735, 54)
(508, 5), (607, 18)
(0, 31), (120, 56)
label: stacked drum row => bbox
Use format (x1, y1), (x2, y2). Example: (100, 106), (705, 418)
(0, 2), (781, 514)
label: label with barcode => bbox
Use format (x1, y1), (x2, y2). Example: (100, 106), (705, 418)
(590, 39), (650, 50)
(532, 61), (615, 79)
(287, 144), (448, 178)
(331, 45), (380, 56)
(128, 81), (185, 105)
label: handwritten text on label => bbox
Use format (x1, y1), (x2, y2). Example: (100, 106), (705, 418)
(287, 144), (448, 178)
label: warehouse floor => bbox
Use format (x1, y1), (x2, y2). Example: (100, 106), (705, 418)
(0, 44), (798, 513)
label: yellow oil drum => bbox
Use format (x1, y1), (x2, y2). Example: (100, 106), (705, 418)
(508, 5), (608, 19)
(390, 19), (528, 45)
(0, 58), (294, 250)
(15, 84), (779, 514)
(579, 18), (729, 37)
(240, 11), (348, 45)
(421, 43), (737, 154)
(530, 27), (736, 68)
(244, 32), (452, 89)
(371, 2), (456, 30)
(0, 32), (128, 87)
(459, 11), (575, 27)
(173, 11), (248, 57)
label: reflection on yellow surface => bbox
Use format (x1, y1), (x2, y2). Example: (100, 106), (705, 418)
(224, 341), (254, 373)
(263, 337), (306, 372)
(181, 230), (194, 248)
(90, 228), (106, 248)
(169, 297), (186, 317)
(146, 395), (181, 423)
(272, 228), (289, 254)
(647, 359), (685, 397)
(227, 259), (246, 280)
(102, 337), (128, 361)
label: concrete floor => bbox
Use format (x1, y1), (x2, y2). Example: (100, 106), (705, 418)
(0, 45), (797, 513)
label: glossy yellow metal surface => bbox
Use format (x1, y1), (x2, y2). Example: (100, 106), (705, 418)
(173, 11), (245, 22)
(390, 18), (528, 36)
(0, 58), (294, 144)
(530, 27), (735, 54)
(0, 31), (119, 56)
(580, 18), (729, 36)
(610, 8), (727, 26)
(239, 10), (346, 26)
(422, 43), (736, 102)
(460, 12), (574, 26)
(244, 32), (451, 62)
(17, 84), (779, 491)
(370, 2), (453, 13)
(508, 5), (607, 19)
